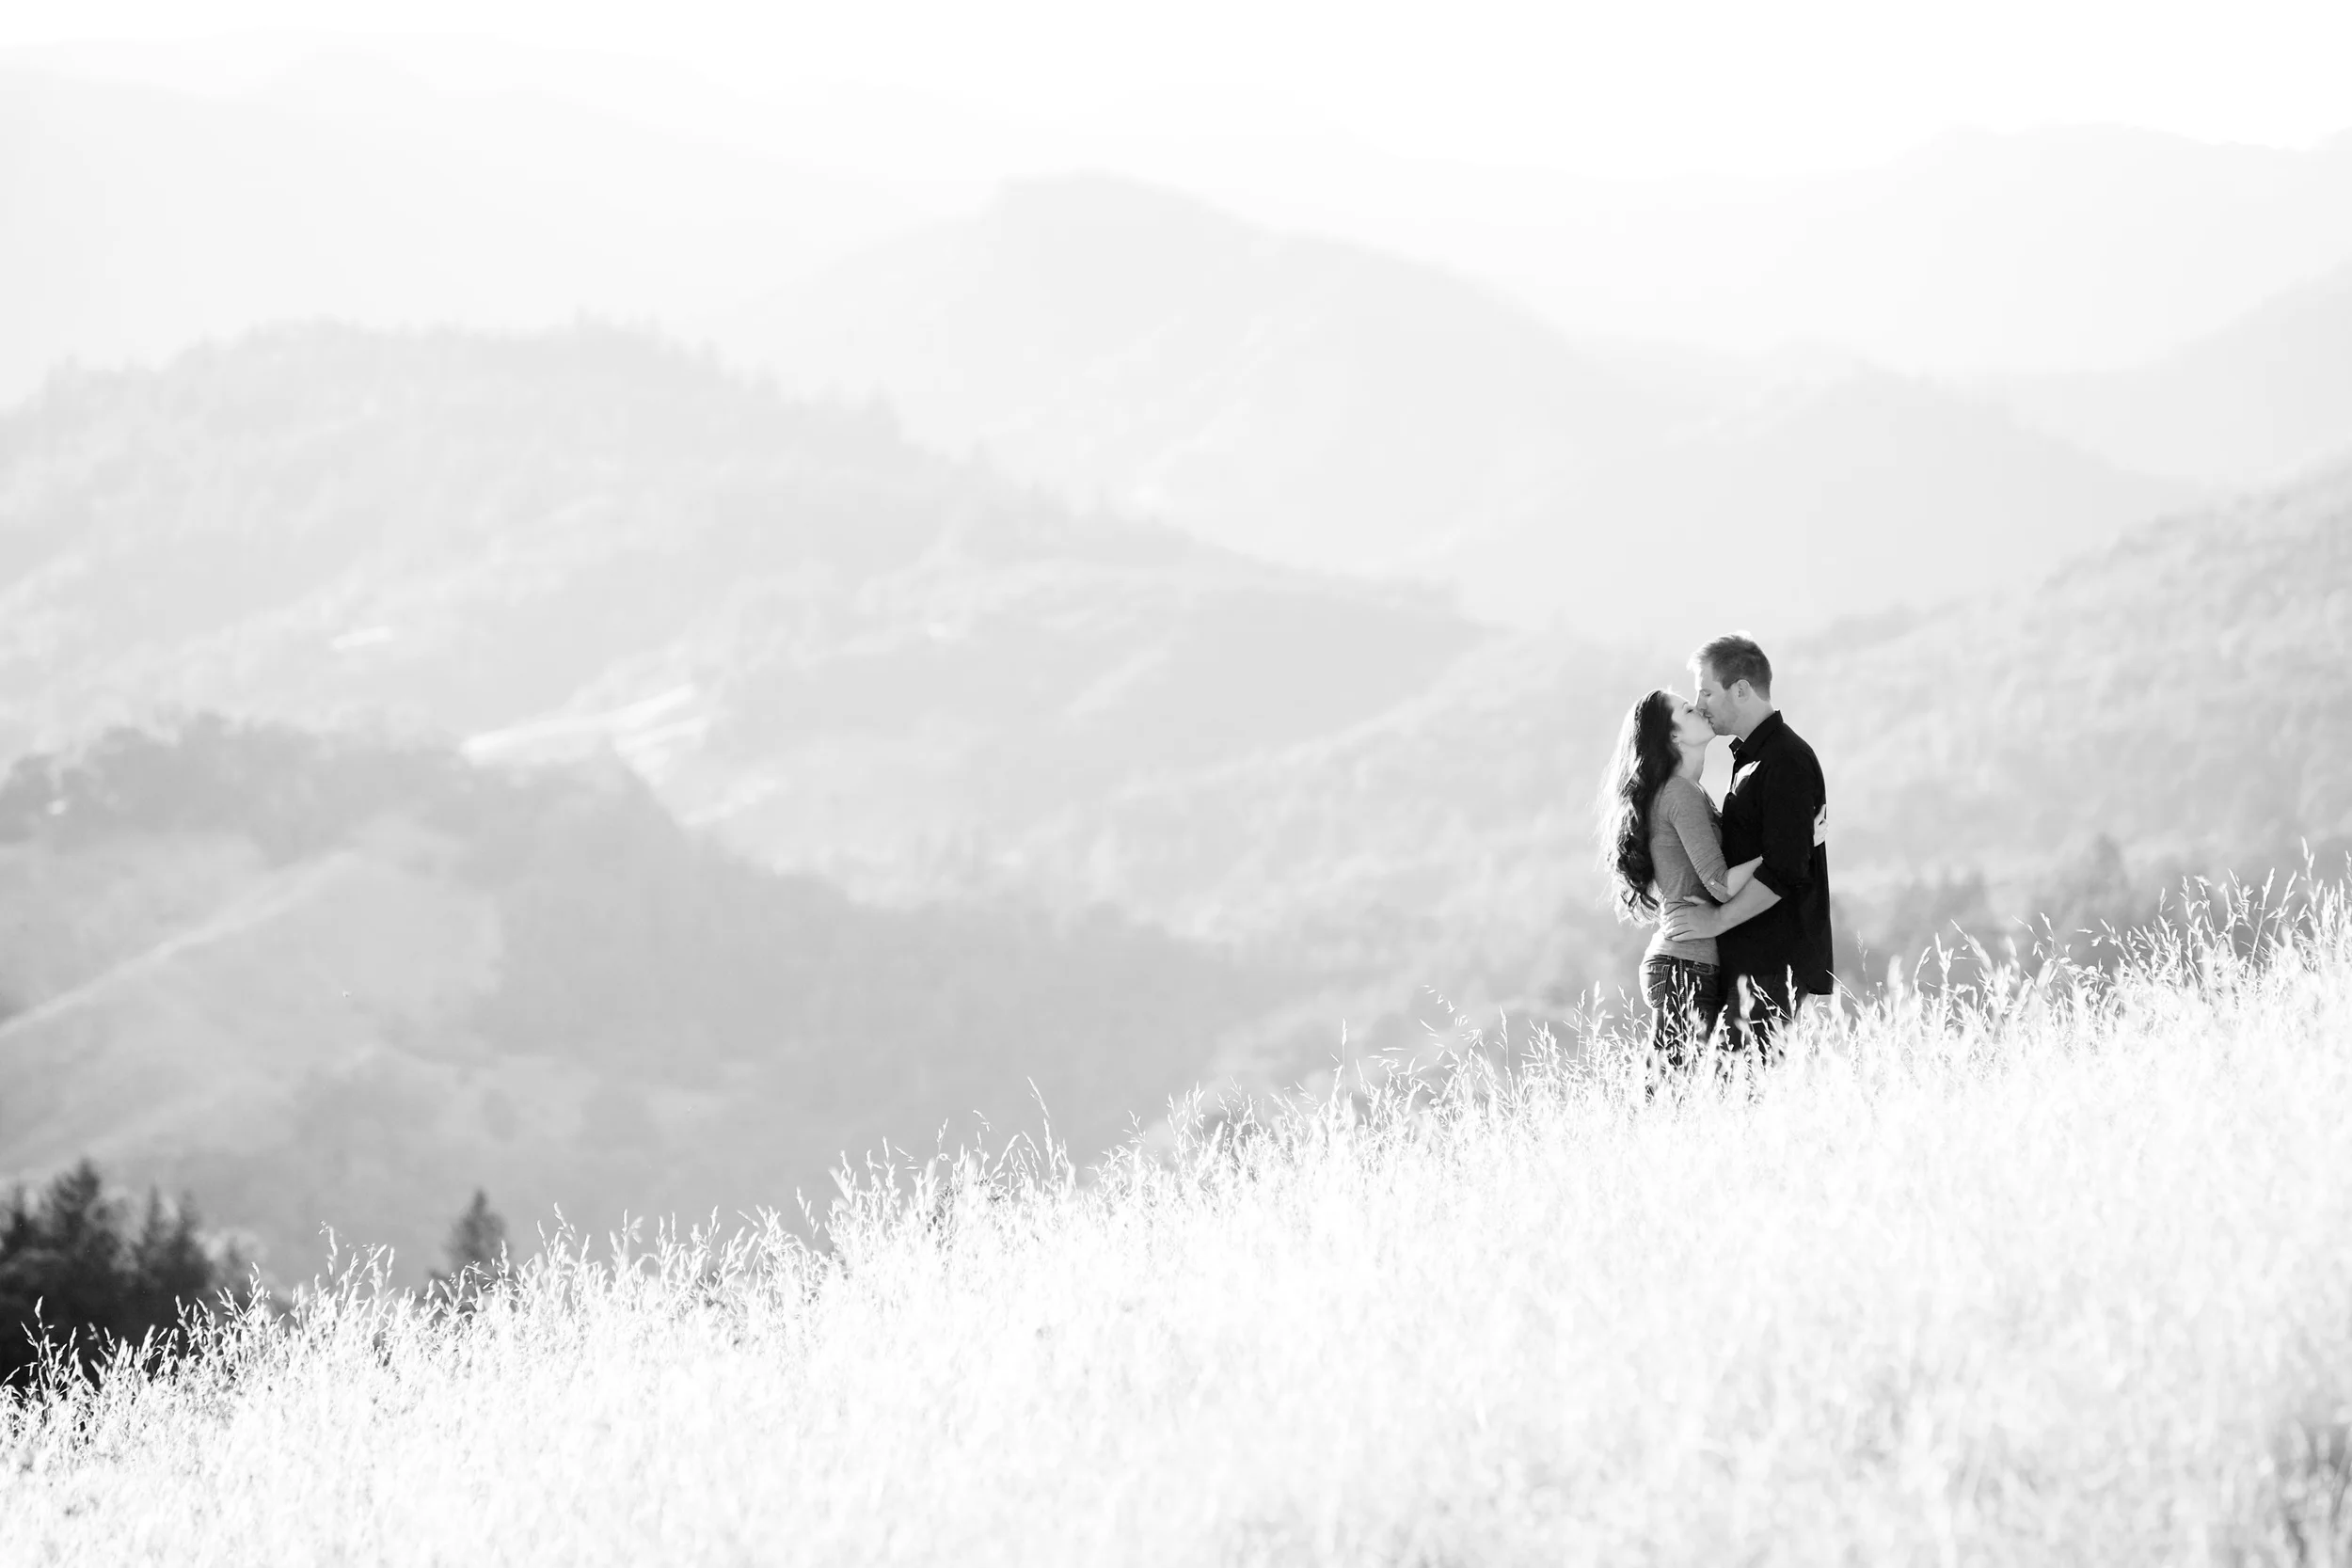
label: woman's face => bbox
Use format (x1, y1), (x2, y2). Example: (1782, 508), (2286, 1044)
(1669, 694), (1714, 752)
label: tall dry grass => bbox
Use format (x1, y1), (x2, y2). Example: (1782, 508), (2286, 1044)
(4, 880), (2351, 1565)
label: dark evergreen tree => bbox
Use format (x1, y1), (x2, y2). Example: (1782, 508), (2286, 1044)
(0, 1161), (234, 1385)
(426, 1189), (508, 1309)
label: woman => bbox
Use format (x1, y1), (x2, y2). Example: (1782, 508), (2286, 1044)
(1597, 689), (1760, 1074)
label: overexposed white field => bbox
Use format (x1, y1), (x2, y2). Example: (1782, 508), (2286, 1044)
(6, 887), (2351, 1565)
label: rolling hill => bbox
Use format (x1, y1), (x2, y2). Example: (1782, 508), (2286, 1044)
(1009, 458), (2352, 1008)
(728, 175), (2196, 636)
(0, 322), (1483, 903)
(0, 323), (1552, 1246)
(1444, 366), (2194, 636)
(0, 721), (1291, 1280)
(729, 174), (1692, 573)
(992, 631), (1658, 1034)
(1787, 456), (2352, 880)
(1999, 261), (2352, 485)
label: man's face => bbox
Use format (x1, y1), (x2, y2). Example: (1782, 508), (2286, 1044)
(1692, 663), (1737, 736)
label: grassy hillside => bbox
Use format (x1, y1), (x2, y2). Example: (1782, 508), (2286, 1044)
(0, 720), (1290, 1280)
(5, 886), (2348, 1561)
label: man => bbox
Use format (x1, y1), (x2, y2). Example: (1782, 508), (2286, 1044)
(1667, 634), (1834, 1058)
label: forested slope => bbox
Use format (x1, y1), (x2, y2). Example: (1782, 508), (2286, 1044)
(0, 323), (1483, 899)
(0, 721), (1287, 1278)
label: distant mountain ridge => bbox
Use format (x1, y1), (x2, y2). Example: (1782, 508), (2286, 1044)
(1343, 122), (2352, 374)
(1446, 365), (2195, 635)
(1789, 456), (2352, 878)
(735, 174), (2198, 637)
(734, 174), (1684, 572)
(1999, 261), (2352, 485)
(0, 65), (920, 404)
(13, 54), (2352, 396)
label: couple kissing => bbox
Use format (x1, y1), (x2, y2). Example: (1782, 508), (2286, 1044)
(1598, 634), (1836, 1074)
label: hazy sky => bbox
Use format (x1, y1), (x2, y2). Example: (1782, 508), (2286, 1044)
(8, 0), (2350, 180)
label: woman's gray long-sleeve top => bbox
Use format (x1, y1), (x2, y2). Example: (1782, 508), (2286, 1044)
(1645, 774), (1733, 965)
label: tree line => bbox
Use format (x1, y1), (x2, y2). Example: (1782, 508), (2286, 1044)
(1, 1161), (508, 1385)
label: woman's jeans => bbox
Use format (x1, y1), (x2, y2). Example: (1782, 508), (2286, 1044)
(1642, 954), (1723, 1074)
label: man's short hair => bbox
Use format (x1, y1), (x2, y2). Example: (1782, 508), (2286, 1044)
(1692, 633), (1772, 699)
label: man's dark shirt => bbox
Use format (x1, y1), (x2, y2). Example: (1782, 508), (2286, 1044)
(1717, 710), (1835, 996)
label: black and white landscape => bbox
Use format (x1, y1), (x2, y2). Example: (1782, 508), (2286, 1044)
(1, 34), (2347, 1291)
(8, 13), (2352, 1560)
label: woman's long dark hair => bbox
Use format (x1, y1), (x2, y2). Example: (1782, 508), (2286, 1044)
(1597, 689), (1682, 922)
